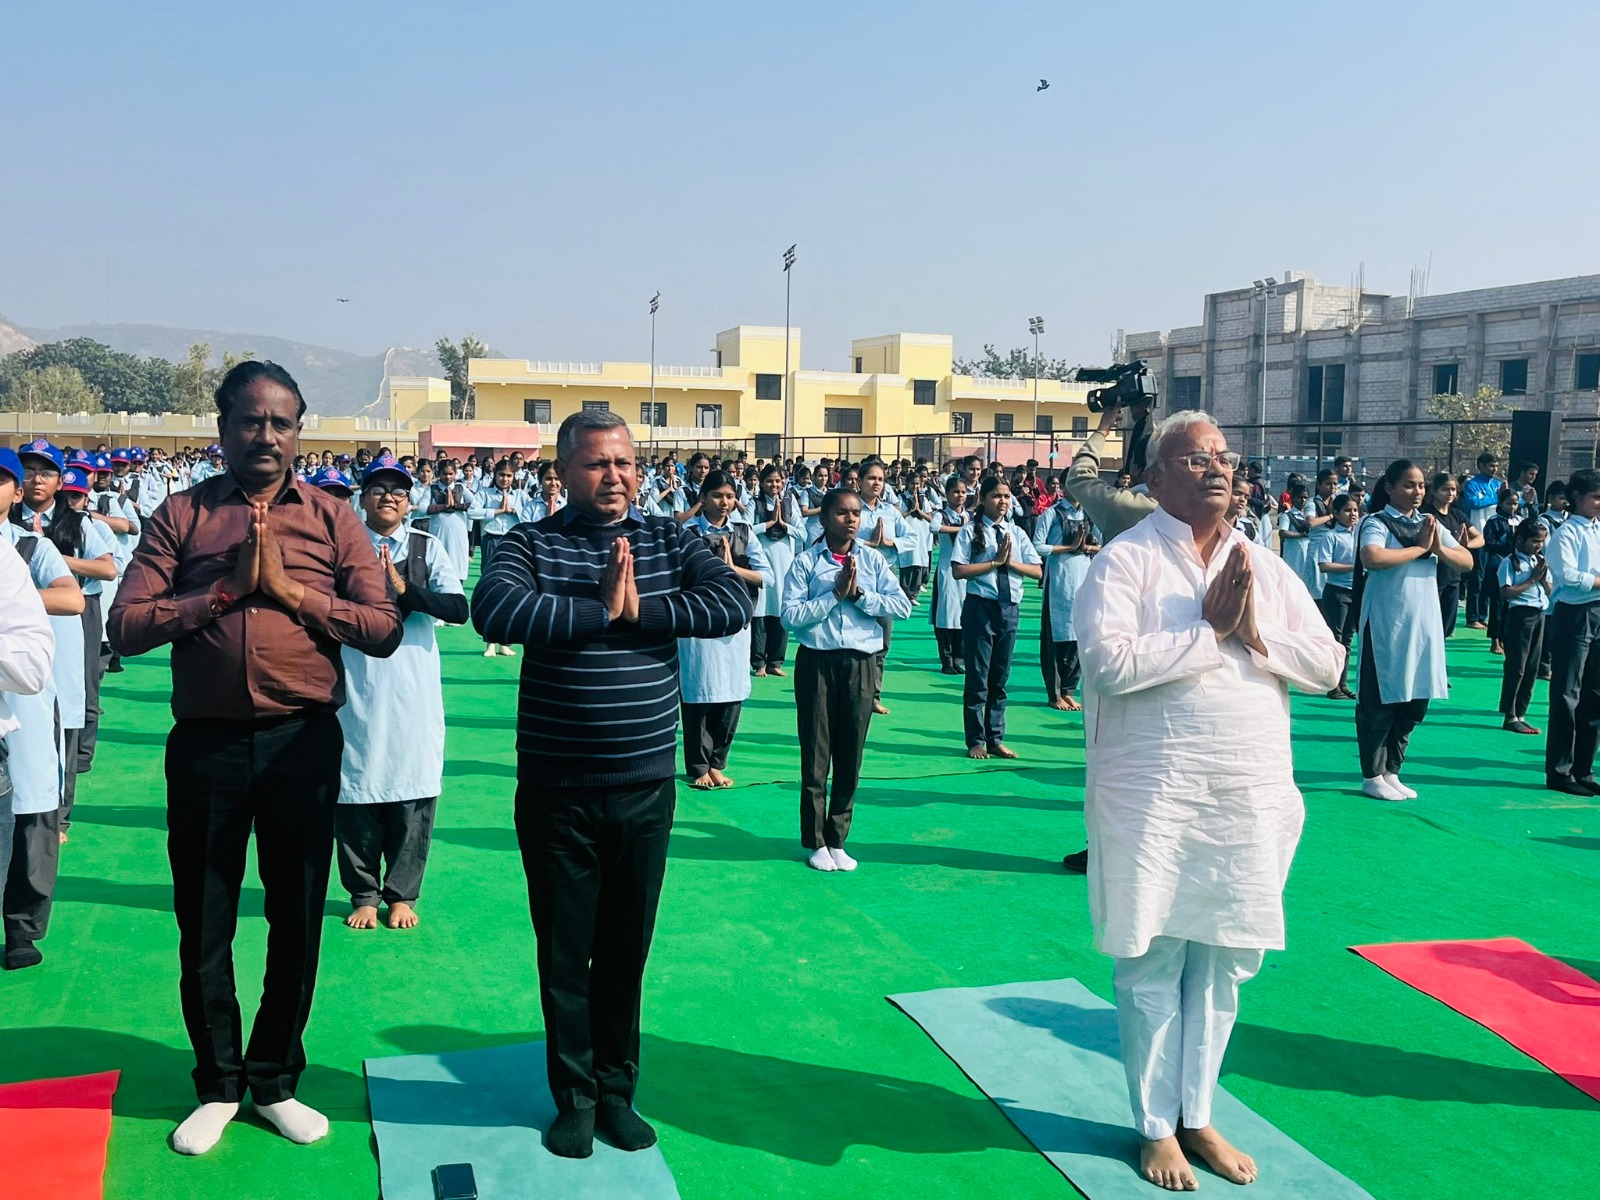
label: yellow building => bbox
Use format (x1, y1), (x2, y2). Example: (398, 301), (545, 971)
(465, 326), (1106, 464)
(0, 410), (423, 458)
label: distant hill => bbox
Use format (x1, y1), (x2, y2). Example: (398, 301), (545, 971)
(2, 315), (440, 418)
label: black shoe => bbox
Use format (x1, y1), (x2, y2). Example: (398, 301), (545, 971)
(545, 1108), (595, 1159)
(1538, 668), (1552, 681)
(953, 661), (966, 674)
(1061, 849), (1088, 874)
(3, 942), (42, 970)
(107, 655), (124, 673)
(1548, 774), (1596, 797)
(596, 1100), (657, 1151)
(1581, 777), (1600, 796)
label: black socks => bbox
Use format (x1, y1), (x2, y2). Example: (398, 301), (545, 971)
(546, 1108), (595, 1159)
(597, 1100), (658, 1151)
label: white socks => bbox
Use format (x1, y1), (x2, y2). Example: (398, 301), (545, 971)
(1383, 773), (1418, 800)
(258, 1098), (330, 1145)
(1362, 776), (1406, 802)
(172, 1101), (239, 1155)
(170, 1098), (329, 1154)
(807, 847), (836, 872)
(828, 847), (858, 872)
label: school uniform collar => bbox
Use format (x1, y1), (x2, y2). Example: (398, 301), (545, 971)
(364, 523), (407, 551)
(1382, 505), (1422, 522)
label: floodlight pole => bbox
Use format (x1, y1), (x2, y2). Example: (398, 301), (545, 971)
(783, 244), (796, 453)
(649, 291), (660, 456)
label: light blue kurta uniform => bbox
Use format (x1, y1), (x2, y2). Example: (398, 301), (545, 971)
(1359, 507), (1460, 704)
(468, 486), (535, 534)
(1, 526), (68, 815)
(859, 497), (905, 574)
(338, 526), (463, 805)
(429, 480), (472, 579)
(1034, 499), (1094, 641)
(897, 487), (938, 570)
(678, 514), (771, 704)
(1278, 503), (1320, 595)
(745, 495), (805, 622)
(932, 505), (969, 630)
(1309, 523), (1357, 599)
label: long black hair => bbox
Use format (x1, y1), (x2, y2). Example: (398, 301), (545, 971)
(10, 495), (87, 561)
(1369, 459), (1421, 514)
(752, 463), (784, 524)
(971, 475), (1009, 557)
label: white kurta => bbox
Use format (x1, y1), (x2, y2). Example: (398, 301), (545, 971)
(1076, 507), (1344, 958)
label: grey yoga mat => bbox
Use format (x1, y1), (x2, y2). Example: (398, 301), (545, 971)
(365, 1039), (680, 1200)
(888, 978), (1373, 1199)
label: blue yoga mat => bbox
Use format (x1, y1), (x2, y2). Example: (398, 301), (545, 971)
(365, 1040), (680, 1200)
(889, 979), (1372, 1199)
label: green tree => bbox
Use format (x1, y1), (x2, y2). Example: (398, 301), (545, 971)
(167, 342), (258, 415)
(0, 363), (104, 414)
(19, 337), (176, 412)
(435, 334), (490, 419)
(952, 344), (1075, 381)
(1425, 383), (1511, 471)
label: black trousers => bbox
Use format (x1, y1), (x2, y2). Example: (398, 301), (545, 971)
(935, 627), (964, 671)
(1484, 556), (1507, 642)
(1465, 548), (1490, 624)
(4, 809), (61, 945)
(1354, 641), (1429, 779)
(899, 565), (928, 602)
(334, 797), (437, 908)
(682, 701), (742, 776)
(795, 646), (875, 849)
(1547, 602), (1600, 780)
(749, 616), (788, 670)
(1039, 590), (1081, 701)
(514, 775), (675, 1112)
(73, 592), (105, 782)
(1499, 606), (1544, 719)
(962, 595), (1020, 748)
(60, 728), (81, 830)
(1319, 586), (1356, 688)
(1438, 581), (1461, 638)
(479, 532), (505, 587)
(872, 617), (894, 703)
(165, 713), (343, 1105)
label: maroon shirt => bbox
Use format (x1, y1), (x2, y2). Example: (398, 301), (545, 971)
(107, 473), (403, 721)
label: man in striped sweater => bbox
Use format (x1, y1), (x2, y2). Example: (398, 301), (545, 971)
(471, 410), (751, 1160)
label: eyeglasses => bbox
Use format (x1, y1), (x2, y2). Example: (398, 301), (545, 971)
(22, 466), (60, 479)
(363, 484), (411, 499)
(1163, 451), (1243, 473)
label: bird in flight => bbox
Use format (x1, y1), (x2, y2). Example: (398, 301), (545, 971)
(336, 297), (351, 303)
(1037, 79), (1050, 92)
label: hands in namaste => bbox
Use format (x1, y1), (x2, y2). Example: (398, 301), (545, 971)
(599, 535), (640, 624)
(1204, 543), (1265, 655)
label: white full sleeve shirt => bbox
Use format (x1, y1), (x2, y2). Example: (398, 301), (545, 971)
(0, 538), (55, 738)
(1075, 506), (1344, 958)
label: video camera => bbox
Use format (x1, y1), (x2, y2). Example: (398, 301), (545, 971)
(1073, 360), (1158, 414)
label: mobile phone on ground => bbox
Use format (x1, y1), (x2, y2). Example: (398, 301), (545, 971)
(433, 1162), (477, 1200)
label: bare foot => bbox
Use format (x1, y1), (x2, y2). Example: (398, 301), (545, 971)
(1180, 1124), (1257, 1185)
(752, 667), (767, 677)
(967, 745), (990, 759)
(1140, 1136), (1198, 1191)
(1047, 696), (1072, 710)
(385, 902), (420, 929)
(345, 906), (380, 930)
(689, 772), (717, 790)
(59, 829), (69, 845)
(989, 743), (1019, 759)
(768, 666), (785, 677)
(872, 701), (890, 716)
(709, 768), (735, 788)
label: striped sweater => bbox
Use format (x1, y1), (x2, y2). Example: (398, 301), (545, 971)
(470, 505), (753, 787)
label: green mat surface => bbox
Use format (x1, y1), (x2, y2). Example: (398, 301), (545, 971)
(890, 978), (1373, 1198)
(365, 1040), (679, 1199)
(1, 561), (1595, 1198)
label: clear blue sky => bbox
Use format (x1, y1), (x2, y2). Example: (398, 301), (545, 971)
(3, 0), (1595, 370)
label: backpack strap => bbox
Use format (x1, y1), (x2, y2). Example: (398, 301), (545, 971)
(404, 530), (431, 593)
(14, 533), (37, 567)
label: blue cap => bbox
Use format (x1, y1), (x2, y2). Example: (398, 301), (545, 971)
(91, 452), (113, 473)
(61, 467), (92, 494)
(19, 440), (65, 472)
(309, 466), (353, 495)
(66, 450), (94, 470)
(360, 453), (412, 488)
(0, 448), (22, 485)
(110, 448), (133, 464)
(131, 448), (149, 463)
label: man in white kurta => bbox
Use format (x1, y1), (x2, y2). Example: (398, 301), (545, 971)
(1075, 412), (1343, 1191)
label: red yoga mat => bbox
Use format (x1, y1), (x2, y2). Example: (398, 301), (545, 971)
(0, 1070), (120, 1199)
(1351, 937), (1600, 1101)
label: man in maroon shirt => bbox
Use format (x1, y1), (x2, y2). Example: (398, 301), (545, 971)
(108, 361), (401, 1156)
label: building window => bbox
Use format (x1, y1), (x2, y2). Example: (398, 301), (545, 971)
(823, 407), (863, 434)
(1306, 363), (1346, 422)
(1071, 416), (1089, 435)
(1576, 352), (1600, 391)
(524, 399), (551, 424)
(913, 379), (937, 406)
(995, 413), (1015, 435)
(755, 373), (782, 400)
(1500, 358), (1529, 396)
(1035, 415), (1053, 433)
(854, 357), (864, 373)
(639, 402), (667, 426)
(582, 400), (609, 414)
(695, 404), (723, 429)
(1170, 376), (1202, 411)
(952, 412), (973, 434)
(1433, 363), (1460, 396)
